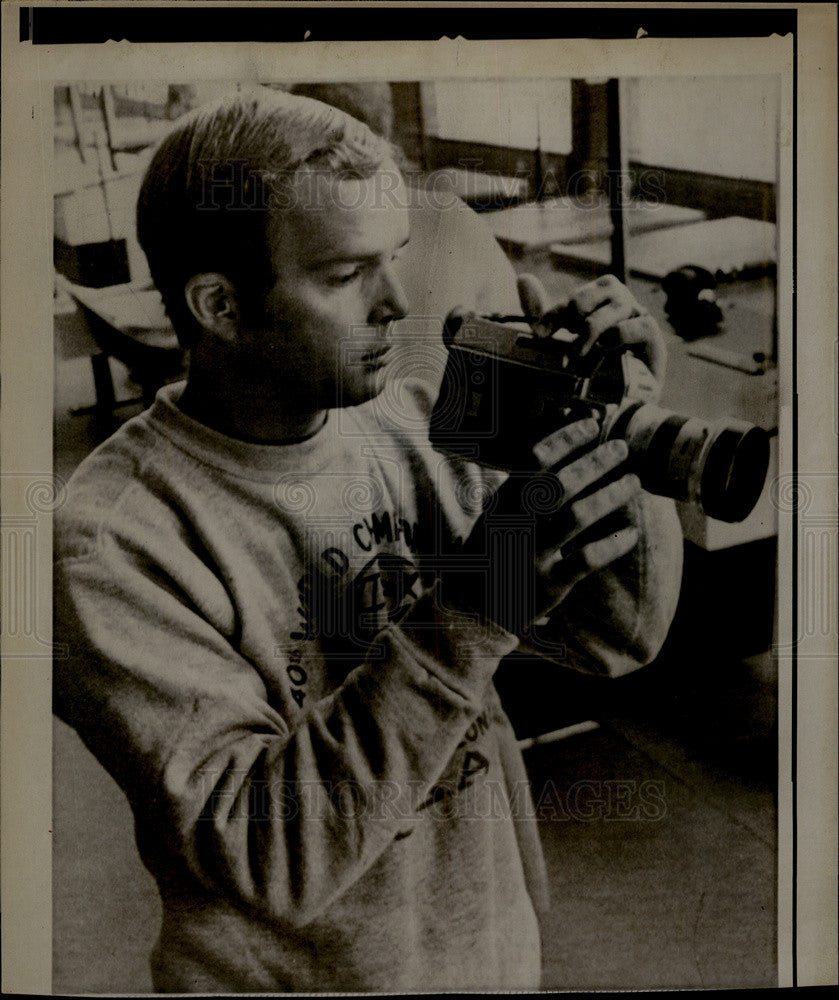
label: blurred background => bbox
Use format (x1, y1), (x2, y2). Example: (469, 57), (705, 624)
(53, 76), (781, 991)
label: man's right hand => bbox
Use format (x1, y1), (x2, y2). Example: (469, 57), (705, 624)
(445, 417), (642, 635)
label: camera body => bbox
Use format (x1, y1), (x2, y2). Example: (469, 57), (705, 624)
(429, 309), (770, 524)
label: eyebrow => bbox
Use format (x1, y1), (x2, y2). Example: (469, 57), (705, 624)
(309, 235), (410, 268)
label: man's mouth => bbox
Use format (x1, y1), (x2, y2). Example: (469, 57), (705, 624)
(361, 345), (393, 365)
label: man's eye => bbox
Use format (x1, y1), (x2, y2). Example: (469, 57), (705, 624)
(328, 267), (363, 286)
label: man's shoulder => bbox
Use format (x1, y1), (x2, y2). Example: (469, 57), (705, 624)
(55, 410), (181, 562)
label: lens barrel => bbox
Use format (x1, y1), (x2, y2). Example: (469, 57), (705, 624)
(603, 402), (770, 523)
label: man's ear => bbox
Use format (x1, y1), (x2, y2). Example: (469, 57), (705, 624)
(184, 273), (240, 342)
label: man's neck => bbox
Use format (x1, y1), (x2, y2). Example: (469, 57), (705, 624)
(177, 367), (328, 445)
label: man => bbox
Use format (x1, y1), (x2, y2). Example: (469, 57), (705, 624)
(54, 88), (682, 992)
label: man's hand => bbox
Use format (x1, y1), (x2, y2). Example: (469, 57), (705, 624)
(436, 274), (666, 636)
(445, 416), (642, 636)
(518, 272), (667, 383)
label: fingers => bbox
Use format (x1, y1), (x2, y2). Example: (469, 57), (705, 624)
(530, 282), (617, 340)
(553, 438), (629, 502)
(530, 277), (664, 386)
(530, 434), (631, 530)
(537, 525), (639, 598)
(614, 314), (667, 383)
(569, 274), (632, 317)
(532, 417), (600, 471)
(516, 273), (550, 320)
(461, 429), (640, 630)
(580, 300), (636, 343)
(573, 279), (645, 355)
(560, 472), (640, 546)
(531, 305), (580, 340)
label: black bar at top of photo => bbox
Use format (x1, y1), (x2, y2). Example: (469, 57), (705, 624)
(22, 5), (796, 46)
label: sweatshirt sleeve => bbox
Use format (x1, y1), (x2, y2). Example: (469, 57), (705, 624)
(54, 524), (519, 931)
(538, 491), (684, 677)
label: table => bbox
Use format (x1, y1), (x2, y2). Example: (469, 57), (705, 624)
(486, 195), (705, 256)
(549, 216), (777, 279)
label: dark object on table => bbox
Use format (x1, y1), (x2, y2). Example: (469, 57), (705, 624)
(662, 265), (724, 340)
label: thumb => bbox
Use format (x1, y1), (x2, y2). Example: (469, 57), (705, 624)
(516, 273), (549, 321)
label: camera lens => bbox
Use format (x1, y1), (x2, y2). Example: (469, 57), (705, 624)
(698, 422), (771, 523)
(604, 403), (770, 523)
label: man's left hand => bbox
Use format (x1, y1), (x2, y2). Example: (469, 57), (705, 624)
(518, 273), (667, 383)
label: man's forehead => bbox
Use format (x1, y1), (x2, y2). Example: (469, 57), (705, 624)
(292, 162), (404, 205)
(274, 167), (410, 260)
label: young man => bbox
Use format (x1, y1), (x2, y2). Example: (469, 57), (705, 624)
(54, 88), (682, 992)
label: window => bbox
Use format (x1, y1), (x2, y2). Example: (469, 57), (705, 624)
(424, 79), (573, 153)
(625, 76), (780, 183)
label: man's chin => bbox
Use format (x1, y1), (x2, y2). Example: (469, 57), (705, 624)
(333, 370), (389, 409)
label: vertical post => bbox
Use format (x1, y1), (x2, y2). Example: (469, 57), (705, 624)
(98, 85), (119, 172)
(605, 78), (630, 283)
(533, 103), (544, 203)
(67, 84), (87, 164)
(568, 79), (591, 182)
(418, 82), (438, 172)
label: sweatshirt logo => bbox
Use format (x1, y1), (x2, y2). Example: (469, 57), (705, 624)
(291, 547), (421, 649)
(419, 709), (492, 811)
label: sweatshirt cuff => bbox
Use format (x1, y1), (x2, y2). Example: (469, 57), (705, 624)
(389, 583), (520, 702)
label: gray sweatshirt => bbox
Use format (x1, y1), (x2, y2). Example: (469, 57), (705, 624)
(54, 378), (682, 992)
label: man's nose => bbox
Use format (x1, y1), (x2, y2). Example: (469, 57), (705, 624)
(370, 266), (410, 324)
